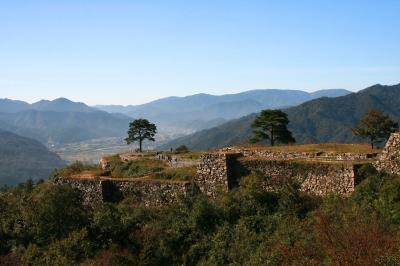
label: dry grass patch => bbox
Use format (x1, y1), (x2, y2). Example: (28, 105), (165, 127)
(151, 166), (197, 181)
(235, 143), (379, 154)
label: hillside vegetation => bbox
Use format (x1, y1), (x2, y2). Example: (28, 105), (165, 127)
(2, 166), (400, 264)
(0, 130), (65, 185)
(162, 84), (400, 150)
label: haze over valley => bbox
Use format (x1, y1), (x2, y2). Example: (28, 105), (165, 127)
(2, 2), (400, 264)
(0, 88), (350, 164)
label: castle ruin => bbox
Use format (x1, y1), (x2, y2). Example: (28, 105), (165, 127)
(55, 133), (400, 206)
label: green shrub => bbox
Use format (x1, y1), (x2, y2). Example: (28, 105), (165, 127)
(175, 145), (189, 154)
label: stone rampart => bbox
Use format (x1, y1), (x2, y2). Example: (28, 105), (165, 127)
(57, 133), (400, 205)
(375, 133), (400, 175)
(220, 147), (377, 161)
(195, 152), (242, 197)
(54, 177), (192, 207)
(196, 152), (364, 197)
(238, 158), (357, 196)
(54, 177), (103, 206)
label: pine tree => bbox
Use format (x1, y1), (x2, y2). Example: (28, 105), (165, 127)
(352, 109), (398, 149)
(125, 119), (157, 152)
(250, 109), (295, 146)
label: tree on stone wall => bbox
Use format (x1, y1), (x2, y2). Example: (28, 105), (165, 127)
(352, 109), (398, 149)
(250, 109), (295, 146)
(125, 119), (157, 152)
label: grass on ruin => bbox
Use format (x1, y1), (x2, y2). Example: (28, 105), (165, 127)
(50, 161), (102, 179)
(163, 150), (203, 160)
(55, 153), (198, 182)
(151, 166), (197, 181)
(239, 156), (372, 166)
(236, 143), (379, 154)
(104, 155), (195, 181)
(106, 155), (167, 178)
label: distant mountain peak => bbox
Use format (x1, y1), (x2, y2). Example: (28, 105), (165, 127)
(159, 83), (400, 150)
(30, 97), (94, 112)
(53, 97), (74, 102)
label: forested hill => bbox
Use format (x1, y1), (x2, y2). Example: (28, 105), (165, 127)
(160, 83), (400, 150)
(0, 98), (132, 145)
(0, 130), (65, 185)
(0, 110), (131, 145)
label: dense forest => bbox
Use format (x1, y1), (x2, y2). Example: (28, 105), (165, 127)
(1, 164), (400, 265)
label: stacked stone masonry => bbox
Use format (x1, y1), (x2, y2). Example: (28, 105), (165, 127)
(239, 159), (357, 196)
(195, 153), (243, 197)
(196, 152), (365, 197)
(54, 177), (192, 207)
(375, 132), (400, 175)
(56, 133), (400, 205)
(220, 147), (378, 161)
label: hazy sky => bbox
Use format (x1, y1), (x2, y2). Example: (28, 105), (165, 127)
(1, 1), (399, 105)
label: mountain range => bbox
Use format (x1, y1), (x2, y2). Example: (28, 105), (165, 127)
(0, 129), (65, 185)
(160, 84), (400, 150)
(0, 85), (393, 185)
(0, 98), (131, 146)
(0, 97), (94, 113)
(96, 89), (351, 131)
(0, 89), (350, 147)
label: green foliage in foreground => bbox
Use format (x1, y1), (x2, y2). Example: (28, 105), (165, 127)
(1, 166), (400, 265)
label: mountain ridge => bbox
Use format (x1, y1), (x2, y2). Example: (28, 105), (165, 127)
(160, 84), (400, 150)
(96, 88), (351, 114)
(0, 129), (65, 185)
(95, 88), (351, 131)
(0, 97), (97, 113)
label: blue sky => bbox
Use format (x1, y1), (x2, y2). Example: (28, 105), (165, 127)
(0, 0), (399, 105)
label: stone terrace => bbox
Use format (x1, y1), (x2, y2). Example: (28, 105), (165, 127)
(197, 144), (381, 197)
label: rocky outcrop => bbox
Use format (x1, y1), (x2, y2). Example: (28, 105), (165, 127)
(375, 132), (400, 175)
(100, 158), (111, 170)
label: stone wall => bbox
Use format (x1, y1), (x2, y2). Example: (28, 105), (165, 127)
(54, 177), (103, 206)
(220, 147), (377, 161)
(195, 152), (242, 197)
(58, 133), (400, 206)
(375, 133), (400, 175)
(196, 152), (362, 197)
(238, 158), (357, 196)
(116, 180), (192, 206)
(54, 177), (192, 207)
